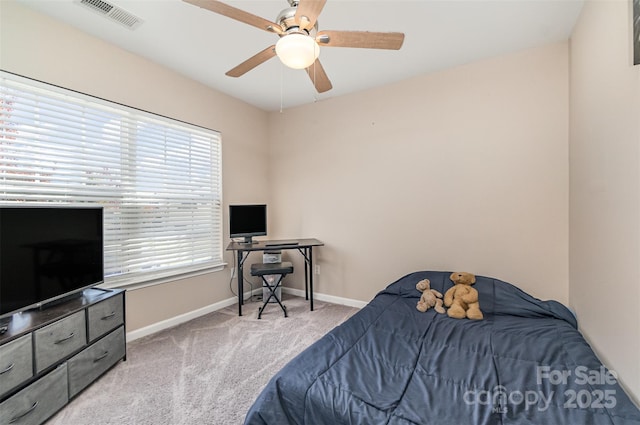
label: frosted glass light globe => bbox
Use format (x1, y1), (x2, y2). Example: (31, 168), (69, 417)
(275, 33), (320, 69)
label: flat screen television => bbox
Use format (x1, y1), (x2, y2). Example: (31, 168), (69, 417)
(0, 206), (104, 320)
(229, 204), (267, 244)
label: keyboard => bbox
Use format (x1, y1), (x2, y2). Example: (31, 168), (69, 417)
(265, 240), (299, 247)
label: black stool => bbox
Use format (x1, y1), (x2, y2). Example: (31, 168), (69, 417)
(250, 262), (293, 319)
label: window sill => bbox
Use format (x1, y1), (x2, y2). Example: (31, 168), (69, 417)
(100, 263), (227, 291)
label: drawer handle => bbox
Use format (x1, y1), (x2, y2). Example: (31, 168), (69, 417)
(94, 351), (109, 362)
(0, 363), (15, 375)
(9, 401), (38, 424)
(54, 332), (75, 344)
(101, 312), (117, 320)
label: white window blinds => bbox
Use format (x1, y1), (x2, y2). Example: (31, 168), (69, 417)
(0, 72), (223, 287)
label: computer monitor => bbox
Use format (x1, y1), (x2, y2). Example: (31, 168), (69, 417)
(229, 204), (267, 244)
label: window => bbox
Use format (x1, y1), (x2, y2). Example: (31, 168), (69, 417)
(0, 71), (223, 287)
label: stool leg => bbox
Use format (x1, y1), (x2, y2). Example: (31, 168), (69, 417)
(272, 275), (288, 318)
(258, 276), (275, 319)
(258, 274), (288, 318)
(270, 275), (288, 317)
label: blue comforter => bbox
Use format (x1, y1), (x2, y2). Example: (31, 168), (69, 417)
(244, 271), (640, 424)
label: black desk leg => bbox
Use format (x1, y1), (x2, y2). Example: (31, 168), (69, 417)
(237, 250), (244, 316)
(309, 247), (314, 311)
(304, 251), (309, 301)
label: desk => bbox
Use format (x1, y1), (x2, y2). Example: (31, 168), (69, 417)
(226, 238), (324, 316)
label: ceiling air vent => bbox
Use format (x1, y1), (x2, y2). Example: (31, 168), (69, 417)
(76, 0), (143, 30)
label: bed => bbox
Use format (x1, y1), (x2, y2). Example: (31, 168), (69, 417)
(244, 271), (640, 425)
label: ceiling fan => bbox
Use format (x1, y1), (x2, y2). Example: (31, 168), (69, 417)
(183, 0), (405, 93)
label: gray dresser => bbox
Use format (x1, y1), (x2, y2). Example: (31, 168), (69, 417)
(0, 288), (125, 425)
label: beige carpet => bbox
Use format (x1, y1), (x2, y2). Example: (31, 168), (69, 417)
(46, 295), (359, 425)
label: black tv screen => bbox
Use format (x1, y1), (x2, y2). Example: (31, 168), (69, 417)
(0, 206), (104, 318)
(229, 204), (267, 243)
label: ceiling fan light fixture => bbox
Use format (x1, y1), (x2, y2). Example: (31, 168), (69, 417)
(275, 33), (319, 69)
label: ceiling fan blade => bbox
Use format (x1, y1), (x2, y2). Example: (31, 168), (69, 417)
(305, 59), (332, 93)
(316, 30), (405, 50)
(225, 45), (277, 77)
(183, 0), (282, 34)
(295, 0), (327, 31)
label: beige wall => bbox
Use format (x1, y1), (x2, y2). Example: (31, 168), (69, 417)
(569, 0), (640, 403)
(269, 42), (570, 304)
(0, 1), (270, 332)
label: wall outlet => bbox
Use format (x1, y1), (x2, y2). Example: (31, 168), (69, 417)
(314, 265), (320, 275)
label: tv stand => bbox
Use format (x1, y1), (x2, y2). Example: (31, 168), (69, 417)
(0, 288), (126, 425)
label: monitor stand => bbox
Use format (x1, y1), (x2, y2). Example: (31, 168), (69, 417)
(239, 236), (258, 244)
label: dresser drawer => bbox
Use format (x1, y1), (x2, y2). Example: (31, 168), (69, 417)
(0, 363), (68, 425)
(68, 326), (125, 398)
(34, 310), (86, 373)
(87, 293), (124, 342)
(0, 334), (33, 398)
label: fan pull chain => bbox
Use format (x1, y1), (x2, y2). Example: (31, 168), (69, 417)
(312, 61), (318, 103)
(280, 63), (284, 113)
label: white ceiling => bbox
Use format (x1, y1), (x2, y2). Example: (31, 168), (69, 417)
(16, 0), (584, 111)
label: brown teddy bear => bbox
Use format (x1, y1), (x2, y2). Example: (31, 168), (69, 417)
(415, 278), (445, 314)
(443, 272), (483, 320)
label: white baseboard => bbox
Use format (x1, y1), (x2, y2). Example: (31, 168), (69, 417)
(126, 288), (258, 342)
(126, 288), (365, 342)
(282, 287), (368, 309)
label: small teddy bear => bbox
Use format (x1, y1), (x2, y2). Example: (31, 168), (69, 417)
(443, 272), (483, 320)
(415, 278), (445, 314)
